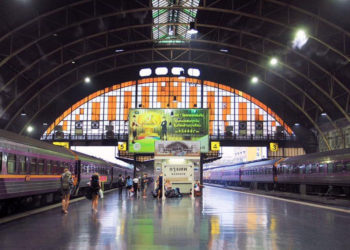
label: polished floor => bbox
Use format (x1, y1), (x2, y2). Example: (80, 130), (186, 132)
(0, 186), (350, 250)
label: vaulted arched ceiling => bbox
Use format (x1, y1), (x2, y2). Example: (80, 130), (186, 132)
(0, 0), (349, 151)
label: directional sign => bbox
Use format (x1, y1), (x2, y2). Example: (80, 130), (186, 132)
(118, 142), (127, 151)
(270, 142), (279, 152)
(211, 141), (220, 151)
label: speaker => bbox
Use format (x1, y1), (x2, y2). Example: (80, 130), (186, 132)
(239, 121), (247, 136)
(55, 131), (64, 139)
(91, 121), (99, 129)
(106, 130), (114, 139)
(255, 122), (263, 136)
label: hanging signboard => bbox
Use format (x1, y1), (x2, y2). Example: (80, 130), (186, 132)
(129, 109), (209, 153)
(211, 141), (220, 151)
(118, 142), (127, 151)
(155, 141), (200, 157)
(53, 141), (70, 149)
(270, 142), (279, 152)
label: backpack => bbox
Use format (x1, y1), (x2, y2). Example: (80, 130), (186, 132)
(91, 175), (99, 189)
(126, 178), (133, 187)
(62, 172), (72, 190)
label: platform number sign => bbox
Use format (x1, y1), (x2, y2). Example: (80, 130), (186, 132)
(211, 141), (220, 151)
(118, 142), (127, 151)
(270, 142), (278, 152)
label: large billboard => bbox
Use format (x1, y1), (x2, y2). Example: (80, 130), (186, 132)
(128, 109), (209, 153)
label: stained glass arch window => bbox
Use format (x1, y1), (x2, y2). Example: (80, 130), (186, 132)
(41, 77), (293, 139)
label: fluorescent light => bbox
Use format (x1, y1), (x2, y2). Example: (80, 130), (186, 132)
(155, 67), (168, 75)
(294, 123), (300, 126)
(71, 61), (75, 64)
(321, 113), (327, 116)
(187, 22), (198, 35)
(43, 123), (48, 126)
(139, 68), (152, 77)
(220, 49), (228, 53)
(188, 68), (200, 77)
(20, 113), (27, 116)
(115, 49), (124, 53)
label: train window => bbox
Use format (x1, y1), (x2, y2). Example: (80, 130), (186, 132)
(30, 158), (37, 174)
(305, 164), (311, 174)
(17, 155), (27, 174)
(52, 161), (58, 174)
(38, 159), (44, 174)
(327, 163), (334, 173)
(7, 154), (16, 174)
(319, 164), (326, 173)
(335, 162), (344, 172)
(345, 162), (350, 171)
(47, 160), (52, 174)
(311, 164), (317, 173)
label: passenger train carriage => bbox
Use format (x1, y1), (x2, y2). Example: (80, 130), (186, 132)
(0, 130), (133, 214)
(204, 148), (350, 196)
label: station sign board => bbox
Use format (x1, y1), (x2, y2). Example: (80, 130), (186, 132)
(270, 142), (279, 152)
(118, 142), (127, 151)
(53, 141), (70, 149)
(128, 109), (209, 153)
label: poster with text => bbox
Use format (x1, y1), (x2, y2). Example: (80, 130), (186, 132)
(128, 109), (209, 153)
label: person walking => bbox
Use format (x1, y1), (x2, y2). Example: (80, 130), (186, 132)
(157, 173), (163, 199)
(141, 173), (149, 198)
(61, 168), (74, 214)
(126, 176), (133, 196)
(133, 176), (139, 197)
(90, 173), (101, 213)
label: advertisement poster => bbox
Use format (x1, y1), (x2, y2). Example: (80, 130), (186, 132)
(128, 109), (209, 153)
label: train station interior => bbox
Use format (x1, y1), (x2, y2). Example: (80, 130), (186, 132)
(0, 1), (350, 249)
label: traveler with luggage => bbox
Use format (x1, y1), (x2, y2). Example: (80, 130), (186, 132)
(141, 173), (149, 198)
(61, 168), (74, 214)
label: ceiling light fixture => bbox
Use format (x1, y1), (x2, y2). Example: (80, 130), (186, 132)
(187, 22), (198, 35)
(251, 76), (259, 84)
(269, 57), (279, 66)
(84, 77), (91, 83)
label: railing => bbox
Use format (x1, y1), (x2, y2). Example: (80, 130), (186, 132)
(41, 133), (296, 142)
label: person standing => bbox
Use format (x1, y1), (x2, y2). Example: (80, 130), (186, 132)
(132, 176), (139, 197)
(160, 117), (167, 140)
(126, 176), (133, 196)
(90, 173), (101, 213)
(141, 173), (149, 198)
(61, 168), (73, 214)
(157, 173), (163, 199)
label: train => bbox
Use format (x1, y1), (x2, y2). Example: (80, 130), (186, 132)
(0, 129), (133, 215)
(204, 148), (350, 196)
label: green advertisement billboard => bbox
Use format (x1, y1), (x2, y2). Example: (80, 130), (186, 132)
(128, 109), (209, 153)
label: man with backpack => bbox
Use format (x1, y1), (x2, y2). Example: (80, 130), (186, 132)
(61, 168), (74, 214)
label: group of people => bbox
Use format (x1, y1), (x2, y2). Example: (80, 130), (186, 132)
(118, 173), (151, 198)
(60, 168), (102, 214)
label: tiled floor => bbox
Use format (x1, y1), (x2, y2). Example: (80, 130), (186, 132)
(0, 186), (349, 249)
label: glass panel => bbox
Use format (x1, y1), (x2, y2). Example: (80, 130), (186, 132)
(327, 163), (334, 173)
(345, 162), (350, 171)
(18, 156), (27, 174)
(30, 158), (37, 174)
(335, 162), (344, 172)
(47, 161), (52, 174)
(7, 154), (16, 174)
(38, 159), (44, 174)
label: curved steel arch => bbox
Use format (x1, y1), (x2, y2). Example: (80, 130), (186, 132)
(2, 36), (348, 128)
(17, 59), (331, 150)
(3, 22), (350, 99)
(0, 5), (349, 72)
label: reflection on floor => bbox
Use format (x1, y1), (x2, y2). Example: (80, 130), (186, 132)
(0, 186), (350, 249)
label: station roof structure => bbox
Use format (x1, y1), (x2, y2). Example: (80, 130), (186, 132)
(0, 0), (349, 151)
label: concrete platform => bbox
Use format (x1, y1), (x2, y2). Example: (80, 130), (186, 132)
(0, 186), (349, 250)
